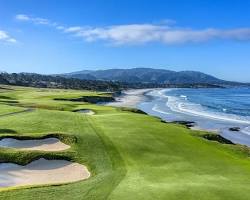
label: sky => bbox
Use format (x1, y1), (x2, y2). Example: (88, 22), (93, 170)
(0, 0), (250, 82)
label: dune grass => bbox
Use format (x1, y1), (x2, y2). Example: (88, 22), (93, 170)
(0, 85), (249, 200)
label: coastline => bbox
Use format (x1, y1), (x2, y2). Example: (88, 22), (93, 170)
(105, 89), (155, 108)
(107, 88), (250, 147)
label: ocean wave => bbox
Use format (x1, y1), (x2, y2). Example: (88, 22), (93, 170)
(180, 95), (187, 98)
(242, 126), (250, 135)
(152, 104), (171, 115)
(156, 89), (175, 98)
(156, 89), (250, 125)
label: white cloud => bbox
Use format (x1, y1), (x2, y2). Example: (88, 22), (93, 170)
(0, 30), (16, 43)
(64, 24), (169, 44)
(16, 14), (50, 25)
(56, 25), (65, 30)
(16, 14), (30, 21)
(64, 26), (84, 33)
(15, 14), (250, 45)
(63, 24), (250, 45)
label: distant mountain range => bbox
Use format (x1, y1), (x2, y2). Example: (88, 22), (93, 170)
(61, 68), (232, 85)
(0, 68), (248, 92)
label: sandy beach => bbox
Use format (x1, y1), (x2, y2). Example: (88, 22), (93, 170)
(105, 89), (153, 108)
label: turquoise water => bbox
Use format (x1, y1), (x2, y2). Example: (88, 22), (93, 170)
(137, 87), (250, 146)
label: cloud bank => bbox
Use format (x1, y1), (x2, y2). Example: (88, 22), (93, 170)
(16, 14), (250, 45)
(0, 30), (16, 43)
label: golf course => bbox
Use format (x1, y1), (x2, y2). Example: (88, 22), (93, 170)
(0, 85), (250, 200)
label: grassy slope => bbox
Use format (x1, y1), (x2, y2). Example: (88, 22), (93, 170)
(0, 85), (249, 200)
(0, 105), (25, 115)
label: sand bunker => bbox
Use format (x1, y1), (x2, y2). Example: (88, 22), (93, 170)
(0, 158), (90, 188)
(0, 138), (70, 151)
(76, 109), (95, 115)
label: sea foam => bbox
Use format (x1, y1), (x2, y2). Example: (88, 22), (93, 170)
(156, 89), (250, 125)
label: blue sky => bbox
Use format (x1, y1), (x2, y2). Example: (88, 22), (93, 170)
(0, 0), (250, 82)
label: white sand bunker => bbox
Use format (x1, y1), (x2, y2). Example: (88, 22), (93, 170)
(0, 158), (90, 188)
(0, 138), (70, 151)
(76, 109), (95, 115)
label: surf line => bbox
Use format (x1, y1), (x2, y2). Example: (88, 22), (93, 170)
(152, 104), (171, 115)
(165, 96), (250, 125)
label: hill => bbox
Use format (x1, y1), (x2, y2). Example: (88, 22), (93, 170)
(0, 72), (224, 92)
(62, 68), (229, 84)
(0, 72), (123, 91)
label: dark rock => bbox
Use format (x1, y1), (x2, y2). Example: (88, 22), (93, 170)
(171, 121), (195, 128)
(119, 107), (147, 115)
(203, 134), (234, 144)
(229, 127), (240, 132)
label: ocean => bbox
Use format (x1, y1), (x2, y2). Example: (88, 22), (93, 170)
(137, 87), (250, 146)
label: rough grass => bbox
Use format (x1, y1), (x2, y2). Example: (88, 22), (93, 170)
(0, 85), (249, 200)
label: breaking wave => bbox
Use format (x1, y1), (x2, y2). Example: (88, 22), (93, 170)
(152, 89), (250, 125)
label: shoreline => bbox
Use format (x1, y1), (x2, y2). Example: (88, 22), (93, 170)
(105, 89), (155, 108)
(108, 88), (250, 147)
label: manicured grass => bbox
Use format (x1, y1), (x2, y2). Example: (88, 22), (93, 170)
(0, 104), (25, 115)
(0, 85), (249, 200)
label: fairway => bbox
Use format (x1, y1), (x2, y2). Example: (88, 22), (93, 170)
(0, 86), (250, 200)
